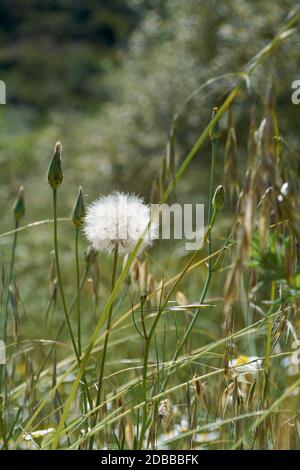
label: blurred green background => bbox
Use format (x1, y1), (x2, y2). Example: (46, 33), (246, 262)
(0, 0), (299, 345)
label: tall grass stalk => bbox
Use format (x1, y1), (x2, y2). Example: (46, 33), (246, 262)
(3, 221), (19, 346)
(64, 315), (284, 448)
(89, 246), (119, 449)
(137, 189), (223, 447)
(166, 108), (222, 366)
(0, 186), (24, 444)
(52, 189), (92, 421)
(13, 243), (227, 438)
(53, 189), (78, 360)
(75, 229), (81, 356)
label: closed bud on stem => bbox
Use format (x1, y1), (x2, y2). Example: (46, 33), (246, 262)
(47, 141), (63, 189)
(212, 185), (225, 211)
(71, 186), (85, 229)
(209, 107), (221, 141)
(13, 186), (25, 222)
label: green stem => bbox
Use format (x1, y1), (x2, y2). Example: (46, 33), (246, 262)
(159, 138), (219, 394)
(264, 281), (276, 372)
(207, 140), (218, 272)
(140, 298), (148, 340)
(53, 189), (78, 360)
(34, 267), (89, 385)
(75, 229), (81, 356)
(0, 219), (19, 421)
(138, 204), (220, 448)
(207, 140), (217, 231)
(53, 190), (92, 420)
(0, 217), (20, 450)
(89, 246), (118, 449)
(0, 397), (8, 449)
(138, 338), (151, 448)
(3, 220), (19, 345)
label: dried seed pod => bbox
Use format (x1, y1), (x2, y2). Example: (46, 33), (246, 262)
(139, 260), (148, 296)
(193, 374), (208, 410)
(224, 109), (239, 198)
(158, 399), (173, 431)
(125, 419), (135, 449)
(130, 259), (140, 289)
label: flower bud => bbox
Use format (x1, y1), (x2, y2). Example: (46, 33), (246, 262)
(47, 141), (63, 189)
(209, 107), (221, 141)
(13, 186), (25, 222)
(71, 186), (85, 229)
(212, 185), (225, 211)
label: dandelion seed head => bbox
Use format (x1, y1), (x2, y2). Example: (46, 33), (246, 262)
(84, 192), (157, 256)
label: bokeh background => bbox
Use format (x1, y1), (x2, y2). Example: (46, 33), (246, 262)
(0, 0), (299, 344)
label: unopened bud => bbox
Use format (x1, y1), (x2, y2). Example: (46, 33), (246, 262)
(13, 186), (25, 222)
(212, 185), (225, 211)
(209, 107), (221, 141)
(71, 186), (85, 229)
(47, 141), (63, 189)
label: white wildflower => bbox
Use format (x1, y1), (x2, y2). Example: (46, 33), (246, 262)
(278, 182), (289, 202)
(229, 355), (262, 383)
(23, 428), (55, 441)
(281, 340), (300, 376)
(84, 192), (157, 256)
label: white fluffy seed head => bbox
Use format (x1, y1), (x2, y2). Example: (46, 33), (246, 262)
(84, 192), (157, 256)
